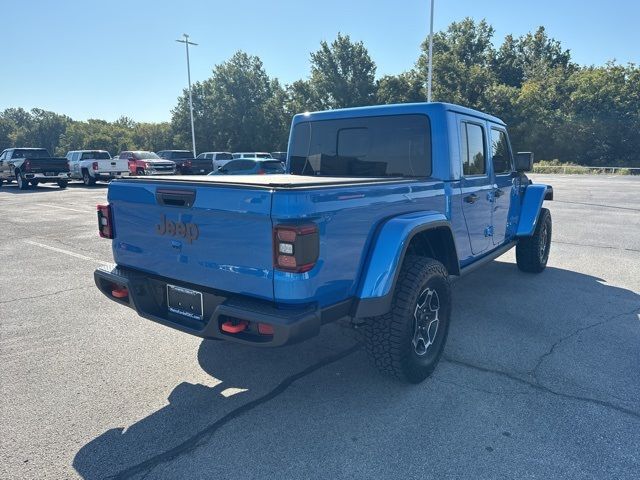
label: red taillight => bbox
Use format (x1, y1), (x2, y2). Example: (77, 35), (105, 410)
(257, 169), (266, 175)
(97, 204), (114, 239)
(92, 161), (99, 170)
(24, 160), (31, 172)
(185, 160), (192, 167)
(273, 224), (319, 273)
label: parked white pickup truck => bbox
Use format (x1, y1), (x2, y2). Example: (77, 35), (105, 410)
(66, 150), (129, 185)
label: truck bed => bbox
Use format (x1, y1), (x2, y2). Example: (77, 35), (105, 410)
(119, 174), (414, 189)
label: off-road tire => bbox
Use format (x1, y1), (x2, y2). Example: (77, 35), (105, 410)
(516, 208), (552, 273)
(57, 180), (68, 189)
(83, 170), (96, 186)
(16, 172), (29, 190)
(360, 256), (451, 383)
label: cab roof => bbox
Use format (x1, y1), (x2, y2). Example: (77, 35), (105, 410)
(292, 102), (506, 126)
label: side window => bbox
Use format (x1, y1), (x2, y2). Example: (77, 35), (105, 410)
(0, 151), (6, 161)
(461, 122), (486, 176)
(491, 129), (512, 174)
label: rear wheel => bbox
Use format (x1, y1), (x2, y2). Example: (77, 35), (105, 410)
(516, 208), (552, 273)
(360, 256), (451, 383)
(16, 172), (29, 190)
(83, 170), (96, 186)
(57, 179), (68, 189)
(30, 180), (39, 188)
(136, 168), (145, 176)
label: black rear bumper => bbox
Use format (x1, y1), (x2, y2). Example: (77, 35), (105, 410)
(94, 264), (347, 347)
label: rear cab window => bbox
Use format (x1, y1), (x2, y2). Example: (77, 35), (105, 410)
(13, 149), (50, 159)
(262, 161), (285, 173)
(225, 160), (255, 172)
(81, 151), (110, 160)
(289, 114), (431, 178)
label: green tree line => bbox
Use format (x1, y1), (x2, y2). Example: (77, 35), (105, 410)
(1, 19), (638, 167)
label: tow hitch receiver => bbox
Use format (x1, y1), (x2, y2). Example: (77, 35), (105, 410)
(221, 320), (249, 334)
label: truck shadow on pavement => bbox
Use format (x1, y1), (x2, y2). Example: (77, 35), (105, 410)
(73, 262), (640, 479)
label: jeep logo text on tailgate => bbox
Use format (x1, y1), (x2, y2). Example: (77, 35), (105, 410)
(155, 214), (199, 243)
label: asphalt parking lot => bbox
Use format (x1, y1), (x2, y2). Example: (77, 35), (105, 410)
(1, 174), (639, 479)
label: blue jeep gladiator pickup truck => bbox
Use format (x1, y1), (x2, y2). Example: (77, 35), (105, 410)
(94, 102), (553, 383)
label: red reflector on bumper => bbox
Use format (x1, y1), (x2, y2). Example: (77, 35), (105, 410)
(111, 287), (128, 298)
(221, 320), (249, 334)
(258, 323), (274, 335)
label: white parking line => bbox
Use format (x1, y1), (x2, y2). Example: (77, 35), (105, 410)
(35, 203), (92, 214)
(24, 240), (111, 265)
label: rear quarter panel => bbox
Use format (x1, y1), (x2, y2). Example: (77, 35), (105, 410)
(272, 181), (446, 307)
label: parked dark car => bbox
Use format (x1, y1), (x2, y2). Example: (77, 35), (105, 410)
(157, 150), (212, 175)
(0, 147), (70, 189)
(210, 158), (286, 175)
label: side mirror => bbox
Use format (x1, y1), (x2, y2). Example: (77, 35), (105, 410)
(515, 152), (534, 172)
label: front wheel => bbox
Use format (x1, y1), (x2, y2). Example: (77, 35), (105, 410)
(360, 256), (451, 383)
(516, 208), (552, 273)
(57, 179), (68, 189)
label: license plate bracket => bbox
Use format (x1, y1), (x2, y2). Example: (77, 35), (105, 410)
(167, 284), (203, 320)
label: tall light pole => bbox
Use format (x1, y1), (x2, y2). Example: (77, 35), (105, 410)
(176, 33), (198, 156)
(427, 0), (435, 102)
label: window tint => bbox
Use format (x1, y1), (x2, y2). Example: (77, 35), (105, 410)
(169, 151), (193, 159)
(81, 151), (110, 160)
(262, 161), (285, 172)
(135, 152), (160, 159)
(225, 160), (255, 171)
(13, 149), (50, 159)
(290, 114), (431, 177)
(462, 123), (486, 176)
(491, 129), (512, 174)
(217, 153), (233, 160)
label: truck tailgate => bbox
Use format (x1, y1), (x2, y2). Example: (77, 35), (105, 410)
(108, 180), (274, 301)
(98, 159), (128, 173)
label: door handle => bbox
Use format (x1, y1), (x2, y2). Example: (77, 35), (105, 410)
(494, 189), (504, 198)
(464, 193), (478, 204)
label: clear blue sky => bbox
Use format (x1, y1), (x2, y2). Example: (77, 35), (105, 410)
(1, 0), (638, 122)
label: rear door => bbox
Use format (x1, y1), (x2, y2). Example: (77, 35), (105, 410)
(458, 118), (493, 255)
(108, 180), (275, 301)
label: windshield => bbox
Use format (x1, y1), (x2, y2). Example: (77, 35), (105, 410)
(289, 114), (431, 178)
(136, 152), (160, 160)
(81, 151), (110, 160)
(13, 149), (50, 159)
